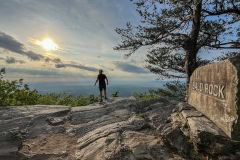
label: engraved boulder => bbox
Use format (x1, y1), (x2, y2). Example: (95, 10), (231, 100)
(188, 55), (240, 140)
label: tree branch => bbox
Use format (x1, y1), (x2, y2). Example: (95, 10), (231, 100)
(202, 8), (240, 16)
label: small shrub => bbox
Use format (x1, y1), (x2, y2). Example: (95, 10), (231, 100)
(132, 92), (158, 101)
(150, 81), (186, 101)
(112, 91), (119, 97)
(133, 81), (186, 102)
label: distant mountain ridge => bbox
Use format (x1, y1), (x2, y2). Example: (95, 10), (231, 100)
(27, 81), (169, 97)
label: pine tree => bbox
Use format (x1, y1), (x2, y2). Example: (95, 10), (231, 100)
(114, 0), (240, 91)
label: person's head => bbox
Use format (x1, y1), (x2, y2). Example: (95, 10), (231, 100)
(99, 69), (103, 74)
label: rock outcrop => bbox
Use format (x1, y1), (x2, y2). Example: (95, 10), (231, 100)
(188, 55), (240, 140)
(164, 102), (240, 159)
(0, 97), (240, 160)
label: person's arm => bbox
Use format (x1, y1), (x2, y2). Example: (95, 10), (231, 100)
(106, 76), (109, 85)
(94, 76), (99, 86)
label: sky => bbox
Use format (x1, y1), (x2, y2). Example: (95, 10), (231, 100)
(0, 0), (158, 83)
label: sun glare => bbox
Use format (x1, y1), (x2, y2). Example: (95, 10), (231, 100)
(36, 39), (59, 51)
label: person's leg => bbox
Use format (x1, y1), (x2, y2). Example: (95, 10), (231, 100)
(104, 85), (107, 100)
(104, 89), (107, 99)
(100, 91), (103, 101)
(99, 86), (103, 102)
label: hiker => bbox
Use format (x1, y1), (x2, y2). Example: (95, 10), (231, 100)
(94, 70), (109, 102)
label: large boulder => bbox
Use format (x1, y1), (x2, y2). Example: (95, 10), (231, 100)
(188, 55), (240, 140)
(164, 102), (240, 159)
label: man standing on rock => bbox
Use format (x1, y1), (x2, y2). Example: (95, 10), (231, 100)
(94, 69), (109, 102)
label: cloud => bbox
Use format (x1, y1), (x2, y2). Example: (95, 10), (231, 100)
(0, 31), (44, 61)
(5, 67), (87, 79)
(6, 68), (61, 76)
(6, 57), (25, 64)
(45, 57), (62, 63)
(114, 61), (149, 74)
(0, 56), (25, 64)
(54, 62), (99, 72)
(65, 64), (98, 72)
(99, 65), (114, 71)
(55, 63), (66, 68)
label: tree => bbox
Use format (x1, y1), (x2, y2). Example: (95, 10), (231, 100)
(114, 0), (240, 92)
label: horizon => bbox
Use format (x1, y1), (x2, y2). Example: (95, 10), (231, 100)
(26, 81), (166, 97)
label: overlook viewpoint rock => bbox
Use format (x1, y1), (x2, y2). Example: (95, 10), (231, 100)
(188, 55), (240, 140)
(1, 97), (240, 160)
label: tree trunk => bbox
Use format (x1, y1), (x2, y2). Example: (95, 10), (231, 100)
(185, 49), (197, 92)
(184, 0), (202, 101)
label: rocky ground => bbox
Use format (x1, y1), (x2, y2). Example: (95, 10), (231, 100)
(0, 97), (240, 160)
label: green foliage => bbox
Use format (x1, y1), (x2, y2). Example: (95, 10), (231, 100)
(12, 84), (39, 106)
(112, 91), (119, 97)
(132, 91), (158, 101)
(72, 94), (98, 107)
(133, 81), (186, 102)
(0, 69), (98, 107)
(0, 69), (39, 106)
(150, 81), (186, 101)
(37, 93), (62, 105)
(36, 93), (98, 107)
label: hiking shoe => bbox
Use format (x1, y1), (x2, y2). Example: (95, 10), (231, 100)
(105, 97), (108, 100)
(100, 99), (103, 102)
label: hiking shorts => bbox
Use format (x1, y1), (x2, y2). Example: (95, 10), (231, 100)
(99, 84), (106, 91)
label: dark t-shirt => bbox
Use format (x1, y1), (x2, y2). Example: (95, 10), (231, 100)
(98, 74), (107, 86)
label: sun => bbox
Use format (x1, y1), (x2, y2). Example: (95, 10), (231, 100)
(36, 39), (59, 51)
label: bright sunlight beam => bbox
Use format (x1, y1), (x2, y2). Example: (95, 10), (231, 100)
(36, 39), (59, 51)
